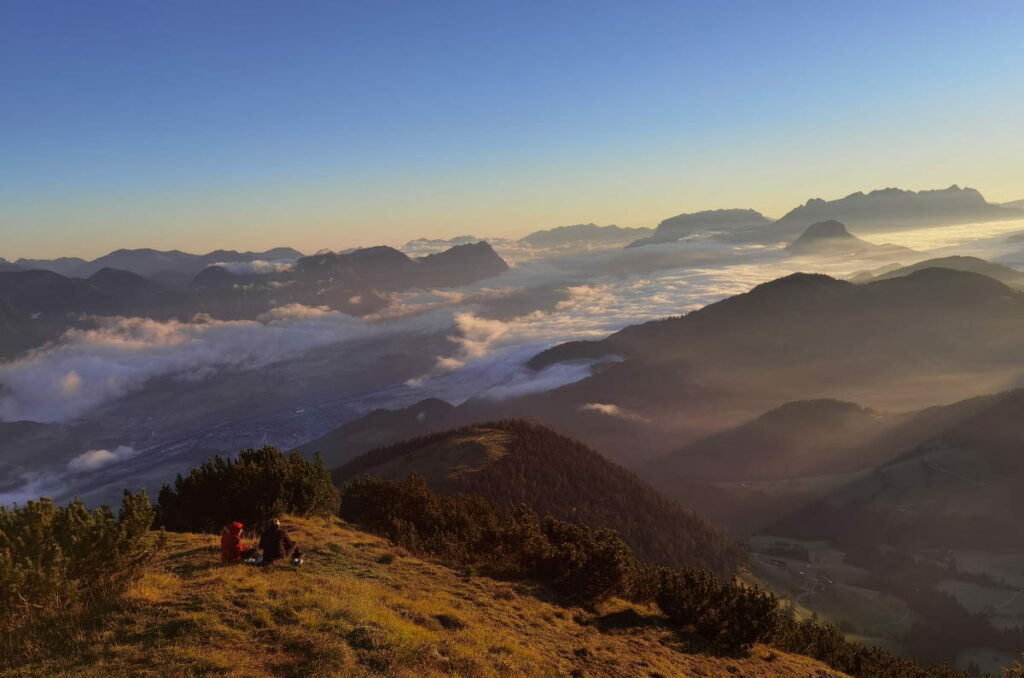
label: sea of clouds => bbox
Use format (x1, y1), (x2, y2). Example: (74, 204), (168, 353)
(2, 217), (1024, 440)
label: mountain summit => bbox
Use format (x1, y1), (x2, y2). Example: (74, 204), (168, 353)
(786, 220), (913, 258)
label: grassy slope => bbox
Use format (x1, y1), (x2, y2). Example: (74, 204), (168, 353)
(8, 517), (848, 678)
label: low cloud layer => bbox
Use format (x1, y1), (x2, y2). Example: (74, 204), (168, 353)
(0, 307), (403, 423)
(213, 259), (296, 275)
(67, 446), (137, 472)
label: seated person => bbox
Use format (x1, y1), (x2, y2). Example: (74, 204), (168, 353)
(258, 518), (299, 567)
(219, 521), (249, 564)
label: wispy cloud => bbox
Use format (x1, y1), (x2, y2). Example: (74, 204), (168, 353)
(579, 402), (650, 422)
(67, 446), (137, 472)
(212, 259), (297, 275)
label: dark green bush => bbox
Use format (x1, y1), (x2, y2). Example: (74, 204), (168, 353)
(339, 474), (501, 562)
(654, 566), (778, 654)
(0, 491), (159, 666)
(767, 612), (968, 678)
(485, 506), (638, 602)
(156, 447), (340, 532)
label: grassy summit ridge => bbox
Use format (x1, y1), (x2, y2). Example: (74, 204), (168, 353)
(8, 516), (848, 678)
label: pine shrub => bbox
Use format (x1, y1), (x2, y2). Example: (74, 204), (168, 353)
(156, 447), (340, 532)
(0, 491), (159, 666)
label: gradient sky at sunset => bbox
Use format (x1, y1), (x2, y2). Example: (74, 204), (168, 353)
(3, 0), (1023, 259)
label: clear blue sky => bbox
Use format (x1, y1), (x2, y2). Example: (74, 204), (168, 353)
(2, 0), (1022, 259)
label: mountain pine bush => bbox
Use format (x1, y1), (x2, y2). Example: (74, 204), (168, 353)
(0, 491), (159, 666)
(654, 566), (778, 654)
(156, 447), (340, 533)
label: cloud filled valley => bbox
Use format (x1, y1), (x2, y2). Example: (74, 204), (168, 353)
(3, 208), (1024, 515)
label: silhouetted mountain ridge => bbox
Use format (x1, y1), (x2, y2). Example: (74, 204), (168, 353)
(754, 185), (1023, 242)
(850, 255), (1024, 288)
(520, 223), (653, 247)
(627, 208), (771, 247)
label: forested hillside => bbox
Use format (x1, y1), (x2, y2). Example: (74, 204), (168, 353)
(333, 419), (746, 576)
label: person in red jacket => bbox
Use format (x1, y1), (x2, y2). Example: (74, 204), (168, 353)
(220, 521), (248, 564)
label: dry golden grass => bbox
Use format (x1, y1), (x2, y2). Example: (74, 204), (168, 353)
(5, 516), (849, 677)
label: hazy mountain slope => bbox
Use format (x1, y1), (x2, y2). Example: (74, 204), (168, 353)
(0, 269), (112, 315)
(753, 185), (1023, 243)
(299, 398), (462, 468)
(776, 388), (1024, 551)
(851, 256), (1024, 288)
(647, 399), (896, 482)
(501, 268), (1024, 463)
(0, 268), (194, 319)
(12, 516), (844, 678)
(333, 419), (746, 576)
(627, 208), (771, 247)
(786, 220), (914, 258)
(0, 258), (21, 272)
(0, 299), (57, 360)
(529, 268), (1024, 394)
(519, 223), (653, 248)
(648, 390), (1010, 488)
(641, 391), (1007, 531)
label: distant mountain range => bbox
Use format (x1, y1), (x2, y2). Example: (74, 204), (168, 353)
(623, 186), (1024, 247)
(754, 185), (1024, 243)
(0, 242), (509, 359)
(401, 225), (655, 253)
(14, 247), (304, 281)
(626, 209), (772, 247)
(331, 418), (745, 576)
(519, 223), (653, 248)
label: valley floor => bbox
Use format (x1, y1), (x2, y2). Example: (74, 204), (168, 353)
(7, 517), (847, 678)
